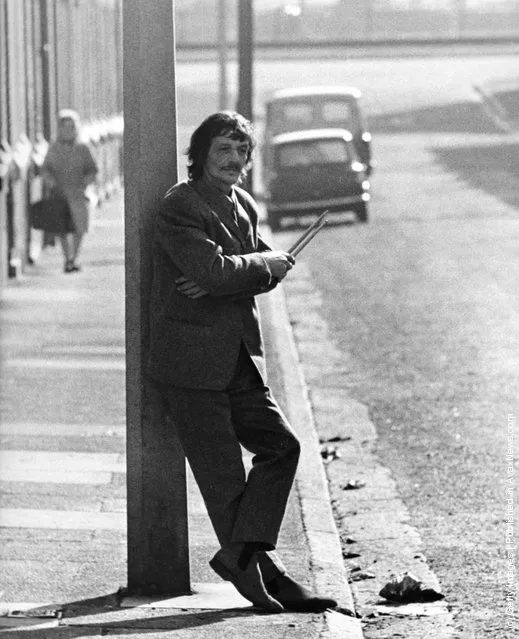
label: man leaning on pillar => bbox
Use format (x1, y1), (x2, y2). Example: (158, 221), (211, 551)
(147, 111), (337, 613)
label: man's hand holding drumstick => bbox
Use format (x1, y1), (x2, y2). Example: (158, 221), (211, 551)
(176, 210), (329, 297)
(288, 209), (329, 257)
(261, 209), (329, 281)
(262, 209), (329, 280)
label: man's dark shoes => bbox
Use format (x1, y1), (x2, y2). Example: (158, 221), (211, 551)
(210, 548), (284, 613)
(265, 574), (337, 612)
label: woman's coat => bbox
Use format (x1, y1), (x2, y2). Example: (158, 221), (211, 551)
(42, 140), (98, 234)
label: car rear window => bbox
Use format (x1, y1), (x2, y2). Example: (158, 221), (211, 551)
(270, 102), (314, 134)
(269, 98), (356, 134)
(322, 100), (353, 127)
(278, 139), (350, 167)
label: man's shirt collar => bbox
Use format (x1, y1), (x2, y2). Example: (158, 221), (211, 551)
(191, 177), (235, 217)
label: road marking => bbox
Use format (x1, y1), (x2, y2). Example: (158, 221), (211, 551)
(0, 508), (125, 530)
(3, 358), (125, 371)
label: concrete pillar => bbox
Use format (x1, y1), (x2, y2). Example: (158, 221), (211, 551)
(123, 0), (190, 595)
(237, 0), (253, 122)
(237, 0), (254, 192)
(218, 0), (229, 111)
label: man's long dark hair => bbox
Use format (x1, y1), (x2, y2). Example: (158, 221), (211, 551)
(187, 111), (256, 181)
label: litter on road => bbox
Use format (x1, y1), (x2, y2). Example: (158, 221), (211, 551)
(379, 571), (444, 603)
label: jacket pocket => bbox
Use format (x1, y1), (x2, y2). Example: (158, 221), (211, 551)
(165, 312), (214, 327)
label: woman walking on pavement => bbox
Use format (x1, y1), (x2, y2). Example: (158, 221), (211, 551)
(42, 109), (98, 273)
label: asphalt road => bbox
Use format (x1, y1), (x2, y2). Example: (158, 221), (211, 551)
(176, 49), (519, 637)
(281, 132), (518, 638)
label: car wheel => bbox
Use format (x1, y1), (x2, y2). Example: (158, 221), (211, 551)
(356, 202), (368, 224)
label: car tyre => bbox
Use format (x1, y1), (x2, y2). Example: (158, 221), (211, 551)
(356, 202), (368, 224)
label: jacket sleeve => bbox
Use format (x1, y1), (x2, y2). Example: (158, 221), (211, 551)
(155, 189), (273, 297)
(227, 276), (279, 301)
(227, 234), (278, 299)
(81, 144), (98, 179)
(41, 146), (55, 180)
(223, 188), (277, 299)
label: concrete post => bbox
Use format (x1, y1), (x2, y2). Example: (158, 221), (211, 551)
(218, 0), (229, 111)
(237, 0), (253, 122)
(237, 0), (254, 192)
(123, 0), (190, 595)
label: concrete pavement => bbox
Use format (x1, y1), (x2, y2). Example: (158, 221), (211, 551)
(0, 194), (362, 637)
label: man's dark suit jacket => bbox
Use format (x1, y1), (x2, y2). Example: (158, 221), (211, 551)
(148, 179), (277, 390)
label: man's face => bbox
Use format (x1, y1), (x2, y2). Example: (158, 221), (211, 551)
(203, 133), (250, 193)
(58, 118), (78, 142)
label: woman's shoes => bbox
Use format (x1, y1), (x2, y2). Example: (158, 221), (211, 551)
(64, 260), (81, 273)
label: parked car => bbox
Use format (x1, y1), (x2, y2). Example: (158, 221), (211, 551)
(263, 85), (373, 176)
(265, 128), (370, 229)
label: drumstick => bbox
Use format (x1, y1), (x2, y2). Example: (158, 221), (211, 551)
(289, 210), (329, 256)
(291, 219), (327, 256)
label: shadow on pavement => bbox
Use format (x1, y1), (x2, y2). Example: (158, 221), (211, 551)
(432, 141), (519, 211)
(493, 89), (519, 120)
(370, 99), (503, 134)
(4, 593), (259, 637)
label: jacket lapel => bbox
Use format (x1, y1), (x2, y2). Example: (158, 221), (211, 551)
(189, 179), (252, 251)
(218, 200), (244, 247)
(231, 191), (253, 250)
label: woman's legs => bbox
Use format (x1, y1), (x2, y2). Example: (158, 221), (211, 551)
(61, 232), (84, 272)
(59, 233), (74, 272)
(71, 231), (84, 265)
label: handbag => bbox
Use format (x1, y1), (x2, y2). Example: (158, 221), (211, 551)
(30, 197), (75, 234)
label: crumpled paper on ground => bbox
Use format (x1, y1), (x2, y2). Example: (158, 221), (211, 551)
(379, 571), (444, 603)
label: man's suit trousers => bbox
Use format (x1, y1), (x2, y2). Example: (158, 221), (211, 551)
(163, 344), (301, 556)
